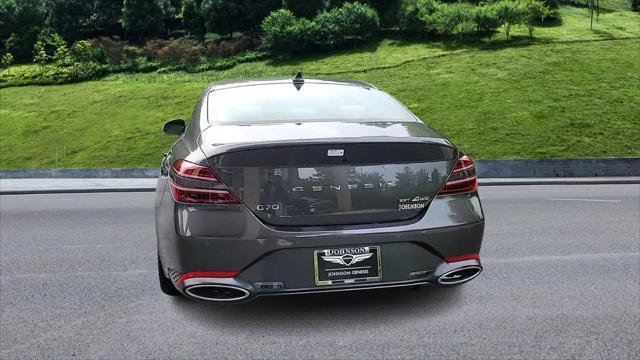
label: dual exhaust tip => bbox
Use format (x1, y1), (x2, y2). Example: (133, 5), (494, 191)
(184, 265), (482, 301)
(184, 284), (250, 302)
(437, 265), (482, 285)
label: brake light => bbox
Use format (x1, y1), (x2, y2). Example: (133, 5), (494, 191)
(171, 159), (217, 181)
(168, 159), (239, 204)
(439, 155), (478, 195)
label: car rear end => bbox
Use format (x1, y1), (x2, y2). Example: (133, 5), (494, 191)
(155, 79), (484, 302)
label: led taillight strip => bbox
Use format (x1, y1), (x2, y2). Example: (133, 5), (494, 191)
(438, 155), (478, 195)
(168, 159), (239, 204)
(169, 182), (240, 204)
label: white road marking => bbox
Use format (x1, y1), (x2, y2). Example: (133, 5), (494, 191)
(0, 269), (150, 279)
(546, 198), (621, 203)
(483, 252), (640, 264)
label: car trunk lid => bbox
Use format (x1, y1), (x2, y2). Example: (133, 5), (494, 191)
(208, 141), (457, 227)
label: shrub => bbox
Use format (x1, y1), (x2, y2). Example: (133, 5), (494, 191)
(494, 0), (526, 39)
(474, 3), (501, 34)
(189, 57), (237, 72)
(142, 38), (205, 65)
(631, 0), (639, 12)
(1, 52), (13, 72)
(88, 37), (128, 64)
(53, 43), (72, 66)
(33, 41), (49, 66)
(398, 0), (424, 34)
(335, 2), (380, 40)
(0, 62), (110, 87)
(417, 0), (478, 37)
(261, 9), (316, 54)
(521, 0), (551, 37)
(71, 40), (94, 63)
(433, 2), (476, 36)
(313, 9), (345, 48)
(123, 45), (143, 63)
(206, 34), (260, 58)
(415, 0), (440, 32)
(261, 3), (380, 55)
(234, 50), (269, 63)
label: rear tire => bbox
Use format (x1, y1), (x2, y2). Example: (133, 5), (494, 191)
(158, 255), (180, 296)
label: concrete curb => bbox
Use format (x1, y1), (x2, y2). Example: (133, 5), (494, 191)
(1, 158), (638, 179)
(475, 158), (640, 178)
(1, 177), (638, 195)
(0, 168), (158, 179)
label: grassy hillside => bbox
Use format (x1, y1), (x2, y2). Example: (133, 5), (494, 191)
(1, 5), (638, 169)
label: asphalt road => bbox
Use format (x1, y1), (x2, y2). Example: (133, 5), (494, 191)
(1, 185), (639, 359)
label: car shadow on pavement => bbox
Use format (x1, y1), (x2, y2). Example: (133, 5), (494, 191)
(170, 285), (465, 329)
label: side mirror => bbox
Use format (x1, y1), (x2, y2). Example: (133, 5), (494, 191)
(163, 119), (185, 135)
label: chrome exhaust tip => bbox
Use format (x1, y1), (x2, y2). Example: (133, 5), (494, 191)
(437, 265), (482, 285)
(184, 284), (251, 302)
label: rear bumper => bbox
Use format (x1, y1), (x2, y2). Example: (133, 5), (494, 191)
(178, 258), (482, 303)
(156, 177), (485, 301)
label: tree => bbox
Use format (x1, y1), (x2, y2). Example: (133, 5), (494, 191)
(161, 0), (183, 34)
(587, 0), (600, 30)
(1, 0), (44, 62)
(474, 3), (500, 35)
(494, 0), (524, 39)
(183, 0), (205, 39)
(43, 0), (94, 41)
(632, 0), (640, 12)
(285, 0), (325, 18)
(123, 0), (165, 41)
(0, 0), (18, 40)
(94, 0), (124, 35)
(1, 52), (13, 72)
(201, 0), (248, 37)
(33, 40), (49, 67)
(521, 0), (549, 37)
(244, 0), (281, 30)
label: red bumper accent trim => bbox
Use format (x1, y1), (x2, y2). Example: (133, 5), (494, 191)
(444, 253), (480, 263)
(177, 271), (239, 285)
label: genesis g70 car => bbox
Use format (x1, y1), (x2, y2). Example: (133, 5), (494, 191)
(155, 74), (484, 302)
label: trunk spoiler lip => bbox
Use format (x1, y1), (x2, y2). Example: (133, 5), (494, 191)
(199, 136), (455, 159)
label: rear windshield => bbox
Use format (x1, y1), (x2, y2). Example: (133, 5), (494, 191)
(207, 83), (415, 124)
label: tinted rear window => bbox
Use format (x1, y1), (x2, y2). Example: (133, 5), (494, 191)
(207, 83), (415, 124)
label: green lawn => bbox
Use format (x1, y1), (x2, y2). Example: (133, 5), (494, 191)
(1, 5), (639, 169)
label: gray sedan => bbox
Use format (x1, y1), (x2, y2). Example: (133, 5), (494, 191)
(155, 75), (484, 302)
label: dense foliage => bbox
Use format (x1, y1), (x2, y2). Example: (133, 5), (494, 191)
(0, 0), (634, 87)
(261, 2), (380, 55)
(415, 0), (550, 38)
(122, 0), (165, 40)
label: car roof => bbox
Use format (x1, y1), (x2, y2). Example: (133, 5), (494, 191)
(204, 77), (377, 93)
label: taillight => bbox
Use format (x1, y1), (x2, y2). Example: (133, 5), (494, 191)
(168, 159), (239, 204)
(439, 155), (478, 195)
(171, 159), (216, 181)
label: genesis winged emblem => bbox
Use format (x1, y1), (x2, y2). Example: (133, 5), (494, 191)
(321, 253), (373, 266)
